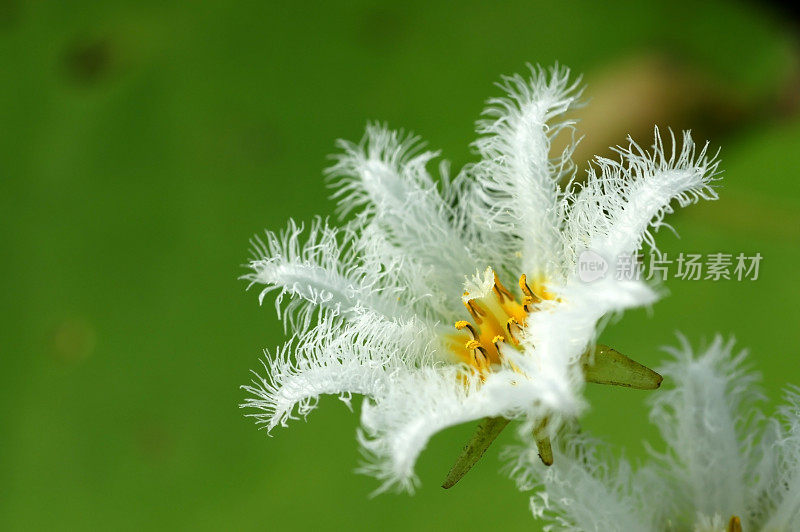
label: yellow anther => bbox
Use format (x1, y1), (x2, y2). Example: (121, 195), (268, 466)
(506, 317), (521, 344)
(471, 349), (489, 372)
(492, 335), (506, 352)
(519, 274), (541, 306)
(463, 297), (486, 323)
(519, 274), (532, 296)
(454, 320), (478, 339)
(492, 272), (514, 302)
(465, 339), (490, 368)
(519, 274), (542, 311)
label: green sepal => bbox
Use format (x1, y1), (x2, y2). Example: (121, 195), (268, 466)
(441, 416), (510, 489)
(534, 418), (553, 466)
(582, 344), (663, 389)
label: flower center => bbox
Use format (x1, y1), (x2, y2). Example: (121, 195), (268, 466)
(447, 271), (553, 375)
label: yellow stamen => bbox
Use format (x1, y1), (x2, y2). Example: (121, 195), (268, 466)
(464, 340), (490, 373)
(454, 320), (477, 339)
(452, 270), (556, 374)
(491, 334), (505, 352)
(492, 272), (514, 302)
(463, 295), (486, 323)
(465, 339), (481, 351)
(519, 274), (541, 311)
(506, 317), (521, 345)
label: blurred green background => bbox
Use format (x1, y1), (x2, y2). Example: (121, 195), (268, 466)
(3, 1), (800, 530)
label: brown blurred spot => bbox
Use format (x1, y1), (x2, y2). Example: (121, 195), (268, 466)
(553, 54), (749, 169)
(136, 421), (173, 462)
(51, 317), (96, 363)
(775, 42), (800, 117)
(62, 37), (113, 85)
(235, 120), (285, 162)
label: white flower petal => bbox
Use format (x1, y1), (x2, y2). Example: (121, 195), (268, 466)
(644, 336), (759, 525)
(471, 64), (583, 277)
(506, 435), (649, 531)
(357, 365), (561, 494)
(243, 217), (407, 330)
(514, 278), (658, 425)
(565, 127), (719, 262)
(241, 311), (436, 433)
(327, 123), (478, 308)
(753, 389), (800, 529)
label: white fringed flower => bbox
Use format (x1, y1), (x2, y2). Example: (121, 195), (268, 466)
(508, 336), (800, 531)
(240, 64), (720, 493)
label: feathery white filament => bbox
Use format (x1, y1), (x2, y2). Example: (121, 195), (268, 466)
(646, 336), (757, 525)
(506, 437), (648, 531)
(566, 127), (720, 262)
(756, 389), (800, 529)
(472, 64), (583, 278)
(243, 218), (409, 330)
(328, 124), (478, 305)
